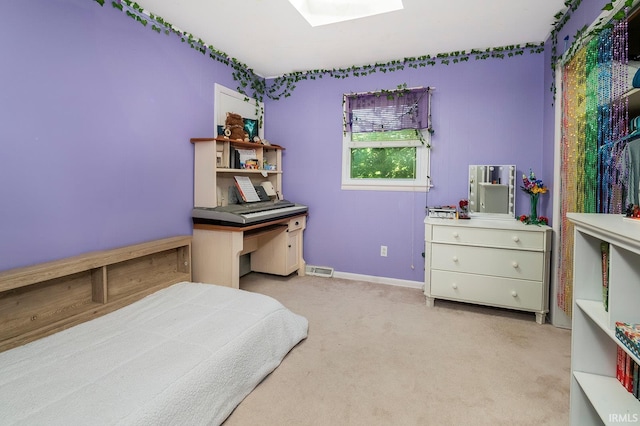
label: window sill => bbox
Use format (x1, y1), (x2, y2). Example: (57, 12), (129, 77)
(341, 183), (431, 192)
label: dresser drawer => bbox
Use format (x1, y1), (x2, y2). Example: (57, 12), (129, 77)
(430, 243), (544, 281)
(430, 270), (544, 311)
(431, 225), (545, 250)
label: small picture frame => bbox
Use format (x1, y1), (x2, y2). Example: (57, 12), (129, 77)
(243, 118), (258, 142)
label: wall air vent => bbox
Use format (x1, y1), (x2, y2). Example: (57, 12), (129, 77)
(305, 265), (334, 278)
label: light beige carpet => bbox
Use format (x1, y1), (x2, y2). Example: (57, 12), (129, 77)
(223, 273), (571, 426)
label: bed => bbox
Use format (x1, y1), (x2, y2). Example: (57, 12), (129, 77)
(0, 237), (308, 425)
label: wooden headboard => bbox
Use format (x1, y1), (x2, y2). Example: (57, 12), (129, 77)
(0, 236), (192, 352)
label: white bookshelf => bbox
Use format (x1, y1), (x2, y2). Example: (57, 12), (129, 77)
(567, 213), (640, 425)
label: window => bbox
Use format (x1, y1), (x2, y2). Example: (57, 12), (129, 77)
(342, 86), (432, 191)
(288, 0), (404, 27)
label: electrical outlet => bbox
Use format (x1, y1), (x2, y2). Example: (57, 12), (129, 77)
(380, 245), (387, 257)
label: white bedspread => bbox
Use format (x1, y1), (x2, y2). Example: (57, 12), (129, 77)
(0, 282), (308, 425)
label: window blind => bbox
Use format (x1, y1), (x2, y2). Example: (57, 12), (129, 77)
(345, 87), (430, 133)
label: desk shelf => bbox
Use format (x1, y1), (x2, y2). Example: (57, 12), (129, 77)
(191, 138), (283, 208)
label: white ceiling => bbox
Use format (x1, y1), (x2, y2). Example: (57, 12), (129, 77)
(133, 0), (567, 78)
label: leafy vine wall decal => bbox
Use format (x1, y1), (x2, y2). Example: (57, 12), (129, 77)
(548, 0), (634, 101)
(94, 0), (634, 103)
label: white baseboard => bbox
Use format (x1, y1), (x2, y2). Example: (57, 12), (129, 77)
(332, 271), (424, 290)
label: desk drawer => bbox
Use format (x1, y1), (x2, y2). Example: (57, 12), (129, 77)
(288, 216), (305, 232)
(431, 225), (544, 250)
(430, 243), (544, 281)
(430, 270), (543, 311)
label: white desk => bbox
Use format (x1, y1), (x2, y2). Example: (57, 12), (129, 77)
(192, 214), (306, 288)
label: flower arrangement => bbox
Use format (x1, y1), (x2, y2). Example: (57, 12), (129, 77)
(520, 170), (547, 195)
(519, 214), (548, 225)
(458, 199), (469, 219)
(519, 170), (548, 225)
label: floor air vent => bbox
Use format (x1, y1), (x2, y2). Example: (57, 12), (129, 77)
(305, 265), (334, 278)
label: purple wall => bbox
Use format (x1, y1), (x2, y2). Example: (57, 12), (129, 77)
(266, 55), (546, 282)
(0, 0), (237, 271)
(0, 0), (612, 284)
(267, 0), (615, 284)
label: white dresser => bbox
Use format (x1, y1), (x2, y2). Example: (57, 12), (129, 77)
(424, 217), (552, 324)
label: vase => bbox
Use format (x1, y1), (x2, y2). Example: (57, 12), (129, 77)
(529, 193), (539, 222)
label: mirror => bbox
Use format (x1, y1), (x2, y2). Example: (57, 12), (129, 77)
(468, 165), (516, 218)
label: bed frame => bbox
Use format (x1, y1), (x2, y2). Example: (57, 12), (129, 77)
(0, 236), (192, 352)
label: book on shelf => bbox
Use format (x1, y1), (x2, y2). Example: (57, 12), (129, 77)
(616, 322), (640, 359)
(601, 241), (610, 311)
(236, 149), (257, 168)
(627, 352), (634, 392)
(633, 363), (640, 399)
(229, 147), (241, 169)
(616, 347), (640, 398)
(618, 346), (625, 383)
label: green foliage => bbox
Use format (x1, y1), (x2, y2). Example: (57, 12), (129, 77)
(548, 0), (632, 105)
(349, 129), (428, 180)
(350, 147), (416, 179)
(352, 129), (416, 143)
(551, 0), (631, 68)
(265, 42), (545, 101)
(98, 0), (548, 106)
(101, 0), (632, 109)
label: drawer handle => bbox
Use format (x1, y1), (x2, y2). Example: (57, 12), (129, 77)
(295, 221), (299, 226)
(511, 261), (519, 268)
(452, 232), (459, 238)
(511, 291), (518, 297)
(452, 283), (458, 289)
(512, 236), (520, 242)
(452, 256), (459, 262)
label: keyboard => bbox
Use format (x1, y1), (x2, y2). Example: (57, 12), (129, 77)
(241, 205), (308, 219)
(192, 202), (308, 226)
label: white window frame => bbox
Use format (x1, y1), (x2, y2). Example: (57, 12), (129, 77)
(341, 92), (431, 192)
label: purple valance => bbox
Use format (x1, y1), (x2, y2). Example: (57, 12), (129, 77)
(345, 87), (430, 133)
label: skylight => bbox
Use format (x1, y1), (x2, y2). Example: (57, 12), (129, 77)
(288, 0), (404, 27)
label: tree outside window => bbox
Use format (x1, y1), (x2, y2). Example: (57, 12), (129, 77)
(342, 86), (432, 191)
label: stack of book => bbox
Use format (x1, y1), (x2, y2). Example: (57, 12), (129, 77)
(427, 206), (457, 219)
(617, 322), (640, 358)
(616, 322), (640, 400)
